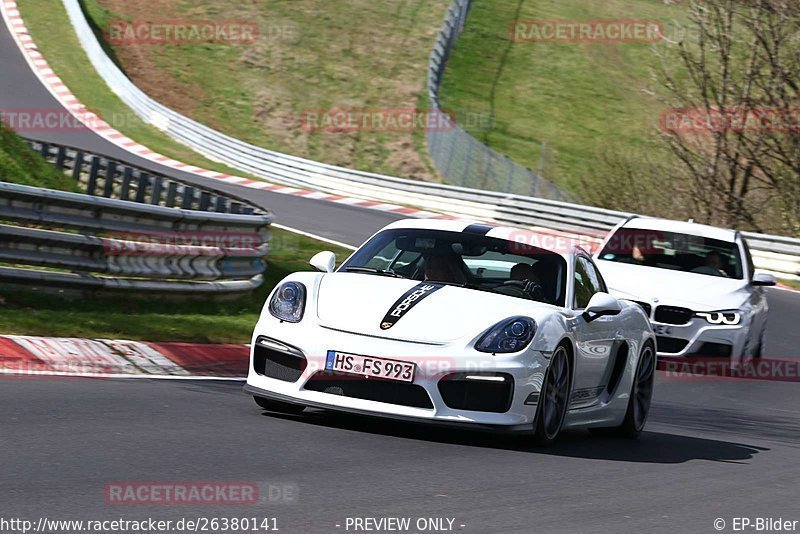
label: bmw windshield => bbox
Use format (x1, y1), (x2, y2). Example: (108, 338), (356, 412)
(599, 228), (744, 279)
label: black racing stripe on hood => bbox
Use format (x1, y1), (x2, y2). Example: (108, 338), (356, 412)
(463, 223), (494, 235)
(380, 282), (445, 330)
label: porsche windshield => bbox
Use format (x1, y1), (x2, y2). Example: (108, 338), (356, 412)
(340, 229), (568, 306)
(599, 228), (744, 279)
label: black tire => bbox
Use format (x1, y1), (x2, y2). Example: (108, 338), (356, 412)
(612, 341), (656, 439)
(253, 396), (305, 415)
(532, 344), (571, 447)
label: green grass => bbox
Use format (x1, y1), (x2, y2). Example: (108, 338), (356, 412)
(439, 0), (688, 192)
(0, 125), (80, 191)
(0, 228), (353, 343)
(782, 279), (800, 292)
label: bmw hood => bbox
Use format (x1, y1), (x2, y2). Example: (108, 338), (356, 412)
(597, 260), (750, 311)
(314, 273), (544, 344)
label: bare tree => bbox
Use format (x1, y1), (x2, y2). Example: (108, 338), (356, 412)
(657, 0), (799, 234)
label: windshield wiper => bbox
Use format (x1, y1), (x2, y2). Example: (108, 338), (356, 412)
(343, 266), (405, 278)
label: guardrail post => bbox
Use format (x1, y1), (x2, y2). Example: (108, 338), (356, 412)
(181, 186), (196, 209)
(39, 142), (50, 159)
(87, 156), (101, 196)
(103, 161), (117, 197)
(135, 173), (150, 203)
(71, 151), (85, 182)
(214, 196), (228, 213)
(55, 146), (67, 169)
(150, 177), (163, 205)
(199, 192), (211, 211)
(165, 182), (178, 207)
(120, 167), (133, 201)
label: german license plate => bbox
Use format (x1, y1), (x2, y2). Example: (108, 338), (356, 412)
(325, 351), (415, 382)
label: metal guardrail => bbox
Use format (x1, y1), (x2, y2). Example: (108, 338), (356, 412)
(425, 0), (571, 200)
(0, 147), (273, 293)
(26, 139), (263, 216)
(55, 0), (799, 280)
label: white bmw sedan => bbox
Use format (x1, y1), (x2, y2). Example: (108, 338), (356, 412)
(245, 219), (655, 445)
(594, 217), (776, 366)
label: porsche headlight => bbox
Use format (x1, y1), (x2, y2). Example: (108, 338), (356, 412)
(475, 317), (536, 354)
(269, 282), (306, 323)
(695, 310), (741, 325)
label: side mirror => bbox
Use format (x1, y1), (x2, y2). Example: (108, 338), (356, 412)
(582, 292), (622, 323)
(752, 272), (777, 287)
(310, 251), (336, 273)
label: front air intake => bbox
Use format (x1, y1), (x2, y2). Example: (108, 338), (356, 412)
(304, 371), (434, 409)
(437, 373), (514, 413)
(253, 337), (307, 382)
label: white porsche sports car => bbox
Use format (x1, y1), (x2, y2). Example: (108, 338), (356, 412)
(594, 217), (776, 366)
(245, 219), (656, 444)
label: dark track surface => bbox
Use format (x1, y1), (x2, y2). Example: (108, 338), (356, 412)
(2, 347), (800, 534)
(2, 10), (800, 534)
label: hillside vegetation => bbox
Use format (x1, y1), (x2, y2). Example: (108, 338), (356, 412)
(0, 125), (79, 191)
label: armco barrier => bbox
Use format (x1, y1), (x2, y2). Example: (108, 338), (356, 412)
(46, 0), (800, 280)
(0, 177), (272, 294)
(26, 139), (262, 216)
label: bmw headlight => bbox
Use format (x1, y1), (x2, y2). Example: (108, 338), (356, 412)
(268, 282), (306, 323)
(475, 317), (537, 354)
(695, 310), (741, 325)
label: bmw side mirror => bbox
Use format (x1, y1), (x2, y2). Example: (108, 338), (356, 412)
(310, 251), (336, 273)
(752, 272), (777, 287)
(582, 293), (622, 323)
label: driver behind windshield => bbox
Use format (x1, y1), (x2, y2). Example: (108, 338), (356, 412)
(423, 253), (466, 285)
(509, 262), (548, 302)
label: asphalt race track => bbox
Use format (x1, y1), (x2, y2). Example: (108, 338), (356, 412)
(3, 364), (800, 533)
(2, 14), (800, 534)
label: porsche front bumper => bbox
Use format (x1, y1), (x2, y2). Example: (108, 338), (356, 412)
(245, 324), (550, 429)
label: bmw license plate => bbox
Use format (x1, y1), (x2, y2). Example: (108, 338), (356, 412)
(325, 351), (415, 383)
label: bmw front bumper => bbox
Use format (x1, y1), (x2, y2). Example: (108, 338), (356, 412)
(652, 317), (748, 360)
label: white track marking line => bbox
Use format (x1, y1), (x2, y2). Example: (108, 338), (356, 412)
(271, 223), (357, 250)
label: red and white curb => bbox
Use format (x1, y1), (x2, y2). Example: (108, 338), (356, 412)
(0, 0), (450, 222)
(0, 335), (249, 379)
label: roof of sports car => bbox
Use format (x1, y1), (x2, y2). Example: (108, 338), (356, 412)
(382, 219), (593, 255)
